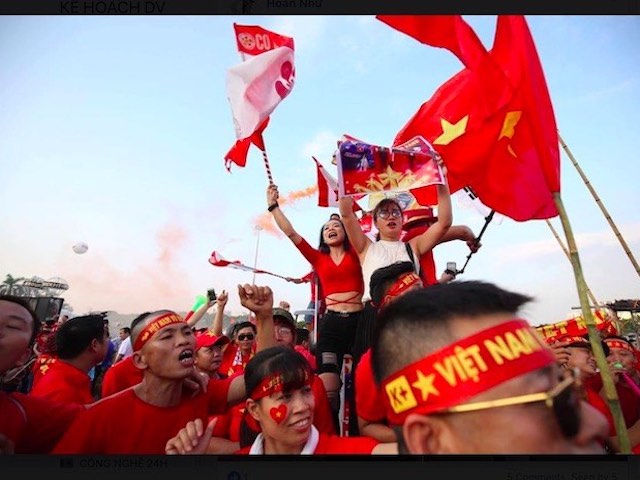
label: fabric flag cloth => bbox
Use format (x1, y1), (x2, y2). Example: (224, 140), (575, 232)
(534, 310), (618, 345)
(209, 251), (288, 280)
(335, 136), (445, 198)
(313, 156), (340, 208)
(378, 15), (560, 221)
(224, 24), (295, 171)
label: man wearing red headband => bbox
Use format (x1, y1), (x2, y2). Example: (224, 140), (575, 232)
(355, 261), (422, 442)
(371, 281), (609, 453)
(603, 335), (640, 451)
(53, 284), (276, 454)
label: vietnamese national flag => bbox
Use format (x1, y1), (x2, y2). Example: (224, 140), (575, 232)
(380, 15), (560, 221)
(225, 24), (295, 171)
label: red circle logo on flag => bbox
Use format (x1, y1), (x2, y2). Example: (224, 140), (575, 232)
(237, 33), (255, 51)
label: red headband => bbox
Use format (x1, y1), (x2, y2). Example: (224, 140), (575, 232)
(249, 370), (314, 401)
(604, 339), (635, 353)
(380, 272), (422, 310)
(381, 319), (555, 425)
(133, 313), (185, 351)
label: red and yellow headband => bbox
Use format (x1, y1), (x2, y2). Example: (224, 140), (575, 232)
(249, 370), (314, 401)
(381, 319), (555, 425)
(604, 339), (635, 353)
(380, 272), (422, 310)
(133, 312), (185, 352)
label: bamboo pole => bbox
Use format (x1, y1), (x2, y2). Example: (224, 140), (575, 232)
(545, 219), (601, 307)
(558, 133), (640, 278)
(553, 192), (631, 453)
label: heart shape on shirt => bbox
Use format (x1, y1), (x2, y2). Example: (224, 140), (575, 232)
(269, 404), (288, 424)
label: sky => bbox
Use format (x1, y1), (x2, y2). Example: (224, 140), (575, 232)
(1, 15), (638, 326)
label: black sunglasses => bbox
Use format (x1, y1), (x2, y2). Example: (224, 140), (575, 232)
(238, 333), (255, 341)
(435, 368), (583, 439)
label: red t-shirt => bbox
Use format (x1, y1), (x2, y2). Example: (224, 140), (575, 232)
(219, 343), (255, 378)
(236, 432), (379, 454)
(355, 349), (386, 423)
(0, 392), (83, 453)
(585, 388), (615, 437)
(295, 238), (364, 297)
(52, 377), (233, 454)
(295, 345), (317, 371)
(30, 360), (94, 405)
(101, 356), (143, 398)
(615, 381), (640, 428)
(31, 354), (58, 388)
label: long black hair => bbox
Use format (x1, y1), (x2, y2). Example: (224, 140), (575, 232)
(318, 218), (351, 253)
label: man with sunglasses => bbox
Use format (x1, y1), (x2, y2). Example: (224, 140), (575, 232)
(371, 280), (609, 453)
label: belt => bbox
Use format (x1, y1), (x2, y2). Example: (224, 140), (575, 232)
(326, 310), (360, 317)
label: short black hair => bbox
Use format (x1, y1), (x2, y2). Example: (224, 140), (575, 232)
(55, 315), (107, 359)
(0, 294), (41, 347)
(369, 261), (416, 307)
(233, 321), (257, 337)
(371, 281), (532, 453)
(372, 280), (532, 385)
(295, 328), (310, 345)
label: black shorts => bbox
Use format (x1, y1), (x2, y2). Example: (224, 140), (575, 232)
(352, 301), (377, 366)
(316, 309), (361, 375)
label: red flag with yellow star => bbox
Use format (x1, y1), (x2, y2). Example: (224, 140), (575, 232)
(384, 15), (560, 221)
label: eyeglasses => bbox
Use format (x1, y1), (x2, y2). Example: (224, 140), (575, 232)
(238, 334), (255, 341)
(435, 368), (583, 439)
(377, 209), (402, 220)
(275, 326), (292, 335)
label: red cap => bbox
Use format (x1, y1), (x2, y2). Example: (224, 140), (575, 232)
(195, 332), (230, 351)
(402, 207), (436, 231)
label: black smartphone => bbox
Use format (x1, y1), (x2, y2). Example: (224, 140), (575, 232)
(207, 288), (217, 302)
(446, 262), (457, 274)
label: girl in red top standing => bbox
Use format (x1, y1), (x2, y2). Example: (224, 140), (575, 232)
(266, 184), (364, 422)
(166, 346), (397, 455)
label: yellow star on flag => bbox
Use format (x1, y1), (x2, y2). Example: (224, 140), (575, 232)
(412, 370), (439, 401)
(433, 116), (468, 145)
(499, 111), (522, 157)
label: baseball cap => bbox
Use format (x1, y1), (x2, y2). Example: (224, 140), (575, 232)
(195, 332), (230, 351)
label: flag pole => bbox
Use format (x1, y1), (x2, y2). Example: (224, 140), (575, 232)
(558, 132), (640, 278)
(251, 226), (262, 285)
(457, 210), (495, 275)
(261, 147), (275, 186)
(544, 219), (601, 308)
(553, 192), (631, 453)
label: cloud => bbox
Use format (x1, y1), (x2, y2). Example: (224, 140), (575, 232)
(269, 16), (327, 56)
(57, 220), (194, 314)
(497, 222), (640, 266)
(570, 77), (639, 104)
(302, 130), (340, 164)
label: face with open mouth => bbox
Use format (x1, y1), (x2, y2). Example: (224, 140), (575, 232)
(322, 220), (345, 246)
(138, 319), (197, 379)
(374, 202), (403, 239)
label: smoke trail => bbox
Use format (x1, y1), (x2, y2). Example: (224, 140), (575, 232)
(253, 185), (318, 237)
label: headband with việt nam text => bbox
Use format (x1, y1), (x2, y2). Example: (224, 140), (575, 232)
(249, 369), (314, 401)
(380, 272), (422, 310)
(604, 338), (636, 353)
(133, 312), (185, 352)
(381, 319), (555, 425)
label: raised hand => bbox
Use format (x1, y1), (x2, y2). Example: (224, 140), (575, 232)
(165, 418), (216, 455)
(267, 184), (279, 207)
(238, 284), (273, 317)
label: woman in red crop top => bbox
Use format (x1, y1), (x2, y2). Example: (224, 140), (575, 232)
(266, 184), (364, 428)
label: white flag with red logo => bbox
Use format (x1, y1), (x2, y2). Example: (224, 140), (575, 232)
(225, 24), (295, 171)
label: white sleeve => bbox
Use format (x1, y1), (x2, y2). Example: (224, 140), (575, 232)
(117, 336), (133, 357)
